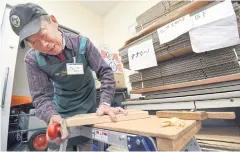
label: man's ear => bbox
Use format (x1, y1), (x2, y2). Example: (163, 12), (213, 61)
(49, 15), (58, 28)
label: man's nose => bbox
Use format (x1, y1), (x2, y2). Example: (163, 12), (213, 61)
(40, 40), (48, 47)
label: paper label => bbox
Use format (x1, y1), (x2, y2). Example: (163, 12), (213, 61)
(128, 39), (157, 70)
(66, 63), (84, 75)
(157, 14), (192, 44)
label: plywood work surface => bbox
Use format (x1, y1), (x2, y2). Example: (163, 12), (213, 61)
(94, 115), (199, 140)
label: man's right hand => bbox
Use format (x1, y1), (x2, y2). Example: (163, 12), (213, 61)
(46, 115), (63, 145)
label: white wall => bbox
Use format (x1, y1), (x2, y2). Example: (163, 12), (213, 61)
(103, 0), (161, 95)
(12, 46), (31, 96)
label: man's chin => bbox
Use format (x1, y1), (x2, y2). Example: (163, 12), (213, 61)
(54, 50), (62, 55)
(48, 49), (62, 55)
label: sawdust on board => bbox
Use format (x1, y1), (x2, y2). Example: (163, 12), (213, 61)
(160, 117), (186, 128)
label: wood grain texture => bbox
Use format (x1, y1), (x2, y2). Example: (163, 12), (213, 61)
(123, 0), (213, 46)
(196, 135), (240, 144)
(156, 121), (201, 151)
(207, 112), (236, 119)
(198, 140), (240, 150)
(156, 111), (208, 120)
(156, 47), (192, 62)
(130, 74), (240, 94)
(94, 116), (198, 140)
(65, 110), (149, 127)
(156, 111), (236, 120)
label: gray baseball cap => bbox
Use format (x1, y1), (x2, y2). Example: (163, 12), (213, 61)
(9, 3), (48, 48)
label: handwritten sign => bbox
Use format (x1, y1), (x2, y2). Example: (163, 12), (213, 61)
(189, 0), (240, 53)
(157, 14), (192, 44)
(128, 39), (157, 70)
(192, 0), (235, 28)
(190, 15), (240, 53)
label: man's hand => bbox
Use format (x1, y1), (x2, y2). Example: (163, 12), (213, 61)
(46, 115), (63, 145)
(96, 104), (127, 122)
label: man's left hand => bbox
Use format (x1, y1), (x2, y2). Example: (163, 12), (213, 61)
(96, 104), (127, 122)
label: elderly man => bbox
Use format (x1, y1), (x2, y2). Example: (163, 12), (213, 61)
(9, 3), (126, 151)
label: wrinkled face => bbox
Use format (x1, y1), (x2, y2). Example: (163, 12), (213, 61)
(27, 15), (63, 55)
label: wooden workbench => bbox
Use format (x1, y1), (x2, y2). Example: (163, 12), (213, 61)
(58, 110), (201, 151)
(58, 110), (235, 151)
(93, 116), (201, 151)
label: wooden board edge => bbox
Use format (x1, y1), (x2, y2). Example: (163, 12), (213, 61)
(66, 110), (149, 127)
(156, 47), (192, 62)
(130, 73), (240, 94)
(156, 111), (208, 120)
(206, 112), (236, 119)
(195, 135), (240, 144)
(197, 141), (240, 150)
(156, 121), (201, 151)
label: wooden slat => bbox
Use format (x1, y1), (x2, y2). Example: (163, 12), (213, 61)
(198, 126), (240, 137)
(155, 47), (192, 62)
(65, 110), (149, 127)
(94, 116), (198, 140)
(156, 121), (201, 151)
(196, 135), (240, 144)
(198, 140), (240, 150)
(123, 0), (213, 46)
(200, 147), (226, 152)
(130, 74), (240, 94)
(196, 126), (240, 150)
(156, 111), (208, 120)
(207, 112), (236, 119)
(156, 111), (236, 120)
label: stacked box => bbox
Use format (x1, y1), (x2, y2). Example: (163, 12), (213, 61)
(135, 1), (190, 32)
(120, 1), (240, 70)
(126, 2), (240, 97)
(129, 46), (240, 89)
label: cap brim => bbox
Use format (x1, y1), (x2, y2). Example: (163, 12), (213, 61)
(19, 17), (41, 48)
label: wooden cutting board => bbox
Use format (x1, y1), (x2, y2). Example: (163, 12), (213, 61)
(94, 115), (200, 140)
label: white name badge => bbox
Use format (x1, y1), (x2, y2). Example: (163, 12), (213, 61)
(66, 63), (84, 75)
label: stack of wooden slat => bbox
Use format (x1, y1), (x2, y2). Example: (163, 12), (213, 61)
(196, 127), (240, 151)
